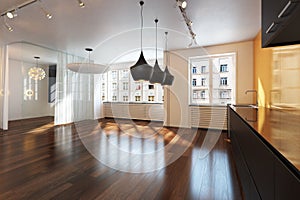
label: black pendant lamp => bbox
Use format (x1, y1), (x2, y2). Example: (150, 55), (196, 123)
(130, 1), (153, 81)
(162, 32), (174, 86)
(150, 19), (165, 84)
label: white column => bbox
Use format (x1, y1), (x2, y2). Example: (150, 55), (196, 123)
(0, 45), (9, 130)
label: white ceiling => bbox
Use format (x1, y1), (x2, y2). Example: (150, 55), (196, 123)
(0, 0), (261, 64)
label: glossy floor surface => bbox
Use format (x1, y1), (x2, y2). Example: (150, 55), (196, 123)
(0, 117), (243, 200)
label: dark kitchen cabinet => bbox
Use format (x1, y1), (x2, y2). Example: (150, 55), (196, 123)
(228, 106), (300, 200)
(228, 107), (261, 200)
(262, 0), (300, 47)
(274, 156), (300, 200)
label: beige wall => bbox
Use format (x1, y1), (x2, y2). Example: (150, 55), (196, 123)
(164, 41), (254, 127)
(254, 31), (272, 107)
(254, 31), (300, 108)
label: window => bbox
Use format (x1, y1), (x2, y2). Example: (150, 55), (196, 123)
(112, 83), (117, 90)
(201, 66), (206, 73)
(201, 78), (206, 86)
(111, 71), (117, 79)
(135, 96), (141, 101)
(135, 83), (141, 90)
(192, 79), (197, 86)
(220, 91), (229, 99)
(201, 91), (206, 99)
(148, 96), (155, 101)
(103, 67), (164, 103)
(193, 91), (197, 99)
(123, 96), (128, 101)
(123, 82), (129, 90)
(220, 64), (228, 72)
(192, 67), (197, 74)
(148, 84), (154, 90)
(122, 70), (128, 78)
(190, 53), (235, 105)
(220, 77), (228, 85)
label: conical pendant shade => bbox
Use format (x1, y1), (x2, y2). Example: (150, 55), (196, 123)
(150, 60), (165, 83)
(130, 51), (153, 81)
(162, 66), (174, 85)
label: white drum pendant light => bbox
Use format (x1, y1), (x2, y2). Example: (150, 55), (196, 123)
(67, 48), (109, 74)
(150, 19), (165, 84)
(130, 1), (153, 81)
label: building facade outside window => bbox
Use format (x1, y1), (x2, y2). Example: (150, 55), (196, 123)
(201, 78), (206, 86)
(123, 82), (129, 90)
(192, 79), (197, 86)
(220, 64), (228, 72)
(112, 83), (117, 90)
(111, 71), (117, 79)
(135, 96), (141, 101)
(192, 67), (197, 74)
(190, 53), (235, 105)
(148, 96), (155, 102)
(101, 63), (163, 103)
(220, 77), (228, 86)
(123, 96), (128, 101)
(201, 90), (206, 99)
(201, 66), (206, 73)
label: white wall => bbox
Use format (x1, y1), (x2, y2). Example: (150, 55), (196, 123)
(8, 59), (54, 120)
(164, 41), (254, 128)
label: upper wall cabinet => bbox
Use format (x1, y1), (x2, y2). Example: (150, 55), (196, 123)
(262, 0), (300, 48)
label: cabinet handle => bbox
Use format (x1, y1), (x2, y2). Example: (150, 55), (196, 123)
(266, 22), (275, 34)
(278, 1), (297, 18)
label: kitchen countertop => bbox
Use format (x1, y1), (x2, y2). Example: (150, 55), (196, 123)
(230, 105), (300, 172)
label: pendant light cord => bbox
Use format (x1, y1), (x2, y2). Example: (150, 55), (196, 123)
(34, 56), (40, 68)
(140, 2), (144, 51)
(155, 19), (158, 59)
(165, 32), (169, 66)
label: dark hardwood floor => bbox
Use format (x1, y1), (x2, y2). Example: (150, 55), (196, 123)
(0, 117), (243, 200)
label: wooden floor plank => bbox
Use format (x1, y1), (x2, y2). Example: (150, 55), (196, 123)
(0, 117), (243, 200)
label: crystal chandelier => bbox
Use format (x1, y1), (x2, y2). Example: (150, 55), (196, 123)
(28, 56), (46, 81)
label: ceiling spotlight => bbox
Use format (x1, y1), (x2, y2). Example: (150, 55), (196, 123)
(40, 7), (52, 19)
(6, 12), (14, 19)
(78, 0), (85, 8)
(187, 20), (193, 26)
(6, 9), (18, 19)
(46, 13), (52, 19)
(177, 0), (187, 9)
(39, 0), (52, 19)
(3, 17), (13, 32)
(4, 23), (13, 32)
